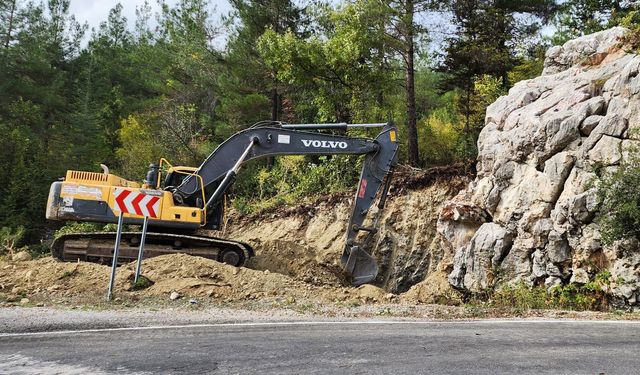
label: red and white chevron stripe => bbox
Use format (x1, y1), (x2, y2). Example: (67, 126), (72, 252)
(113, 188), (161, 218)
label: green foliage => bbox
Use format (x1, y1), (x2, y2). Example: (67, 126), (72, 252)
(470, 75), (505, 127)
(508, 53), (546, 84)
(619, 10), (640, 49)
(551, 0), (632, 45)
(0, 226), (25, 254)
(419, 98), (463, 165)
(596, 146), (640, 245)
(116, 115), (163, 180)
(131, 275), (154, 290)
(484, 279), (609, 311)
(54, 222), (118, 239)
(233, 154), (360, 214)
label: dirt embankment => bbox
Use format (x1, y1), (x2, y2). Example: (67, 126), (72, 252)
(225, 164), (471, 295)
(0, 164), (471, 308)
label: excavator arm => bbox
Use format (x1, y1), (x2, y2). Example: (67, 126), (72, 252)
(173, 122), (398, 285)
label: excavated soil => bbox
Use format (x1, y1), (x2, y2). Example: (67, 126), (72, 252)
(0, 254), (391, 306)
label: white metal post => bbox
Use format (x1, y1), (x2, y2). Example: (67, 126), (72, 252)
(107, 213), (124, 301)
(134, 216), (149, 283)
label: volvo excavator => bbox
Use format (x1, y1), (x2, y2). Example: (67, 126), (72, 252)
(45, 121), (398, 285)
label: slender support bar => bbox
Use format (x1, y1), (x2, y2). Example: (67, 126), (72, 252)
(134, 216), (149, 283)
(107, 213), (124, 301)
(281, 122), (387, 130)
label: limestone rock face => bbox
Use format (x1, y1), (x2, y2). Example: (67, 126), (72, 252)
(439, 27), (640, 305)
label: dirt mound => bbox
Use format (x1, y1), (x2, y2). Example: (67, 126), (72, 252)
(401, 270), (462, 305)
(0, 254), (395, 305)
(245, 240), (347, 286)
(0, 257), (108, 298)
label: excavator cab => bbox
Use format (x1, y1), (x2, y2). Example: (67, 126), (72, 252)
(163, 166), (198, 190)
(144, 162), (198, 191)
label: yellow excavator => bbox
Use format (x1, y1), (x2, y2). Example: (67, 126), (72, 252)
(46, 121), (398, 285)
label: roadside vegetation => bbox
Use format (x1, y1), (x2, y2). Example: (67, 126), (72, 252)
(471, 271), (613, 312)
(596, 143), (640, 245)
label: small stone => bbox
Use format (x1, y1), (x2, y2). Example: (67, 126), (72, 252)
(24, 270), (37, 279)
(285, 296), (296, 304)
(47, 285), (60, 292)
(12, 251), (32, 262)
(385, 293), (395, 300)
(570, 268), (590, 284)
(19, 298), (29, 305)
(264, 270), (270, 275)
(189, 299), (198, 305)
(580, 115), (602, 136)
(36, 303), (44, 307)
(170, 291), (181, 300)
(545, 276), (562, 289)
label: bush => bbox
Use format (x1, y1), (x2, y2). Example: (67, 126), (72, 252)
(596, 145), (640, 245)
(232, 154), (360, 214)
(419, 104), (463, 165)
(620, 10), (640, 49)
(54, 222), (122, 239)
(483, 278), (610, 311)
(0, 226), (25, 254)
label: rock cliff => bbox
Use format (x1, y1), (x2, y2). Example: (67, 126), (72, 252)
(439, 27), (640, 305)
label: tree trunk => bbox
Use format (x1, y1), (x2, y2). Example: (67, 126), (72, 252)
(4, 0), (16, 50)
(405, 0), (419, 167)
(271, 86), (279, 122)
(464, 79), (472, 157)
(266, 83), (278, 169)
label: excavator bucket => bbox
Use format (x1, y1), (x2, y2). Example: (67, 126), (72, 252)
(342, 246), (378, 286)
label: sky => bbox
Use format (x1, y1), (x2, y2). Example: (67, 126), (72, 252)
(66, 1), (555, 53)
(68, 0), (232, 32)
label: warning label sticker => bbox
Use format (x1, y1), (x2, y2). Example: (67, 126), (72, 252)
(277, 134), (291, 144)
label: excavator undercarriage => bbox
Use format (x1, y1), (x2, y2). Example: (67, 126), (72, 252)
(52, 232), (253, 266)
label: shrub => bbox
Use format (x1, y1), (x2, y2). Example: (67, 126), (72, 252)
(232, 154), (360, 214)
(0, 226), (25, 254)
(477, 275), (611, 312)
(596, 145), (640, 245)
(54, 222), (122, 239)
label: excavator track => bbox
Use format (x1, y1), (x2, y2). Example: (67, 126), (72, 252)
(52, 232), (254, 267)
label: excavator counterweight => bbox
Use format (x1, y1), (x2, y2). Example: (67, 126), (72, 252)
(46, 121), (398, 285)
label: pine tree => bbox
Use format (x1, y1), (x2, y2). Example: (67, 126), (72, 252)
(224, 0), (306, 127)
(439, 0), (555, 156)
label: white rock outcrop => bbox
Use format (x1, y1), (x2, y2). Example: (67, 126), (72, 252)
(439, 27), (640, 305)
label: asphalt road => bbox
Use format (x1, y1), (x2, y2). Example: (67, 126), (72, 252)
(1, 320), (639, 374)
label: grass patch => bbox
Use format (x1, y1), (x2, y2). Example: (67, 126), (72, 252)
(468, 275), (611, 312)
(58, 266), (79, 280)
(130, 275), (154, 291)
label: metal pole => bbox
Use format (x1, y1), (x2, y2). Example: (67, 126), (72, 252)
(134, 216), (149, 283)
(107, 213), (124, 301)
(281, 122), (387, 130)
